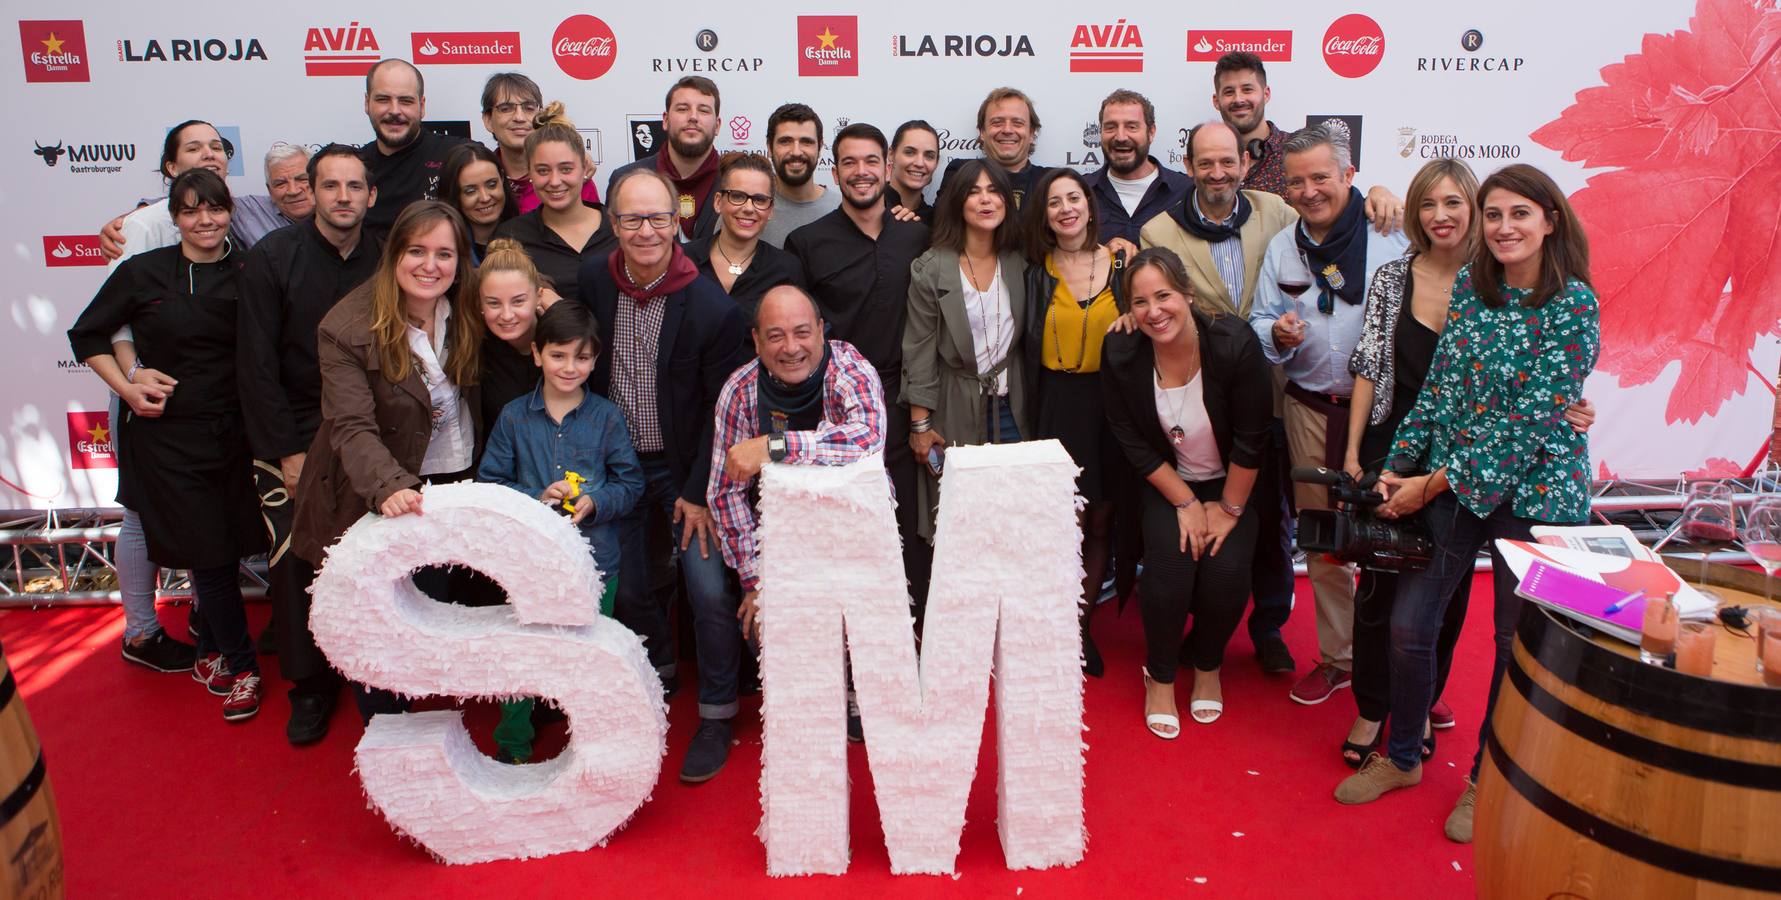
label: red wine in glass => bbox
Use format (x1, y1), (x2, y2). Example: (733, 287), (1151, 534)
(1278, 280), (1312, 298)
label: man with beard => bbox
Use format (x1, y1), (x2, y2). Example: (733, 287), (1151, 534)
(784, 123), (934, 620)
(1084, 89), (1191, 247)
(1213, 52), (1403, 230)
(695, 285), (887, 782)
(754, 103), (838, 248)
(889, 120), (939, 221)
(608, 76), (723, 241)
(358, 58), (469, 238)
(237, 144), (381, 744)
(936, 86), (1048, 207)
(1249, 125), (1409, 706)
(1140, 120), (1300, 677)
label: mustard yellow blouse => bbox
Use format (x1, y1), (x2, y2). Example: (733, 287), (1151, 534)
(1040, 253), (1120, 373)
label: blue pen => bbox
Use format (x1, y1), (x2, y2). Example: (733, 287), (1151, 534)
(1603, 590), (1644, 616)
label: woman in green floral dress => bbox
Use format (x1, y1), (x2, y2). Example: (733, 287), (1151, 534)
(1331, 165), (1599, 845)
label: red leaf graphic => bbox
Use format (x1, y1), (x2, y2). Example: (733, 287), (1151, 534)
(1531, 0), (1781, 423)
(1683, 457), (1745, 478)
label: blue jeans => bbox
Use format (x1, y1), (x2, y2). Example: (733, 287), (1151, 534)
(618, 454), (737, 717)
(986, 396), (1021, 443)
(1385, 491), (1550, 774)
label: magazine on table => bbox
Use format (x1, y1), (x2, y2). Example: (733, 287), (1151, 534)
(1498, 537), (1718, 644)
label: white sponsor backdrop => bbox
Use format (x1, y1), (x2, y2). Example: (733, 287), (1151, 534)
(2, 0), (1774, 510)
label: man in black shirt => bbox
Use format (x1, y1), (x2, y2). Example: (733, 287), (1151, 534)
(358, 58), (468, 238)
(936, 86), (1048, 207)
(784, 123), (934, 618)
(237, 144), (381, 745)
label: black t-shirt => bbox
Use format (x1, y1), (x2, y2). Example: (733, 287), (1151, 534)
(783, 208), (930, 383)
(359, 131), (471, 238)
(1359, 285), (1440, 472)
(237, 222), (382, 459)
(684, 235), (805, 327)
(490, 207), (617, 302)
(478, 332), (541, 443)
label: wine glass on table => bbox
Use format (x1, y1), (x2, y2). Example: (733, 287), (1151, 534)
(1740, 500), (1781, 607)
(1679, 480), (1736, 602)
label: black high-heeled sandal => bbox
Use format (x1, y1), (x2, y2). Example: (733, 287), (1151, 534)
(1342, 719), (1384, 768)
(1421, 722), (1436, 761)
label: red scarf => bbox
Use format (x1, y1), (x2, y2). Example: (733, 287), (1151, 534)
(656, 150), (720, 238)
(608, 242), (700, 300)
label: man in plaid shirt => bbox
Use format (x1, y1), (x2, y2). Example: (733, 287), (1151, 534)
(693, 286), (886, 782)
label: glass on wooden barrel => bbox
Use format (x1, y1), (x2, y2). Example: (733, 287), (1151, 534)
(1755, 607), (1781, 686)
(1674, 621), (1716, 677)
(1639, 593), (1679, 665)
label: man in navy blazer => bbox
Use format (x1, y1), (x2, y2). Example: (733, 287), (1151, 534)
(579, 167), (749, 700)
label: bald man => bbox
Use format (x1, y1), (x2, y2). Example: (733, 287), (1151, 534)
(700, 285), (887, 782)
(358, 57), (470, 236)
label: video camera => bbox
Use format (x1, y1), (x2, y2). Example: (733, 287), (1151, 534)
(1291, 467), (1433, 573)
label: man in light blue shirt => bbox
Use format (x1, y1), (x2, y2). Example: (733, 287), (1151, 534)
(1248, 125), (1407, 705)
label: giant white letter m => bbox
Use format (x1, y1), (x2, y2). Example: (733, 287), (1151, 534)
(755, 443), (1086, 876)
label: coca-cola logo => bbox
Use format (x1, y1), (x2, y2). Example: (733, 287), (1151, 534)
(1322, 14), (1383, 78)
(552, 15), (617, 80)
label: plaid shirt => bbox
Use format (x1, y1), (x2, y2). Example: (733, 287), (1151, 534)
(610, 292), (668, 453)
(707, 340), (886, 591)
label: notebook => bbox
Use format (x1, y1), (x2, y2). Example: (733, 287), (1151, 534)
(1515, 560), (1647, 644)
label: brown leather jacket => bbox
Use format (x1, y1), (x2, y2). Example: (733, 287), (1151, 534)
(290, 283), (481, 566)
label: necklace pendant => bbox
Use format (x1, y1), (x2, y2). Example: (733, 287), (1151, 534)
(1169, 425), (1186, 446)
(727, 263), (745, 276)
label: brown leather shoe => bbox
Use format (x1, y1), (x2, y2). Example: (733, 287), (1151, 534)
(1334, 752), (1421, 804)
(1445, 778), (1477, 842)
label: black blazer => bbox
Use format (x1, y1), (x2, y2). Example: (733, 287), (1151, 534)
(1020, 248), (1127, 403)
(579, 259), (748, 505)
(1101, 308), (1271, 481)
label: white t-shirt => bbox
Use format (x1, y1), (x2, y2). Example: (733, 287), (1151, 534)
(961, 264), (1014, 396)
(406, 299), (475, 476)
(1109, 170), (1158, 217)
(1155, 369), (1224, 482)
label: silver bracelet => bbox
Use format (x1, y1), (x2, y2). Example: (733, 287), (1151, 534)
(909, 418), (932, 434)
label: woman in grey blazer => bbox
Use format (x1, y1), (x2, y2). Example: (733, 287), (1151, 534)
(902, 159), (1028, 540)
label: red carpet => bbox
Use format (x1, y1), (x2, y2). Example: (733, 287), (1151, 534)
(3, 577), (1492, 897)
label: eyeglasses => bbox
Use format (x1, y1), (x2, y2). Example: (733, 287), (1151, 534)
(614, 212), (677, 231)
(492, 101), (541, 117)
(716, 189), (774, 210)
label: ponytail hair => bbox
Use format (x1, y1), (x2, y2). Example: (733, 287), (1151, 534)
(523, 100), (589, 169)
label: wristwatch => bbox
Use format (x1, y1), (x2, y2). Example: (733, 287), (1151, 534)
(767, 431), (787, 462)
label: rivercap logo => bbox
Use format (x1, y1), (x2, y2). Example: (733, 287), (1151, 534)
(798, 17), (858, 77)
(1322, 14), (1384, 78)
(303, 22), (379, 76)
(696, 29), (718, 52)
(553, 15), (617, 80)
(19, 20), (89, 82)
(1462, 29), (1484, 52)
(1187, 29), (1292, 62)
(68, 411), (116, 468)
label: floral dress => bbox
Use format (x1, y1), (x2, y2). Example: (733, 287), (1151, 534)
(1388, 265), (1599, 523)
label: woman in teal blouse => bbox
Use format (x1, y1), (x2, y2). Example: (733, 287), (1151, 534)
(1331, 165), (1599, 845)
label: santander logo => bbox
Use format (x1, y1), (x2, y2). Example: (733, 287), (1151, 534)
(552, 15), (616, 80)
(1323, 14), (1383, 78)
(42, 234), (105, 267)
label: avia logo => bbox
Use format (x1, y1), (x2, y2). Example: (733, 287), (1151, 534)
(118, 36), (268, 63)
(1069, 19), (1143, 73)
(892, 34), (1034, 58)
(33, 140), (135, 173)
(1322, 14), (1384, 78)
(798, 16), (858, 77)
(1187, 29), (1292, 62)
(19, 20), (90, 83)
(553, 15), (617, 80)
(67, 411), (116, 469)
(412, 31), (521, 65)
(42, 235), (105, 268)
(304, 22), (380, 76)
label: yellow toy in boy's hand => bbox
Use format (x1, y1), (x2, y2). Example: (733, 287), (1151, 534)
(560, 471), (586, 512)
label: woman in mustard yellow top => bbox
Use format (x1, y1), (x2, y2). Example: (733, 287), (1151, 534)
(1023, 168), (1124, 677)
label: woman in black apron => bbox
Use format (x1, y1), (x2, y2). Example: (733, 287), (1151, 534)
(68, 168), (266, 722)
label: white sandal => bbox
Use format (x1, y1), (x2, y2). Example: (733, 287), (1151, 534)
(1189, 699), (1224, 724)
(1141, 667), (1180, 740)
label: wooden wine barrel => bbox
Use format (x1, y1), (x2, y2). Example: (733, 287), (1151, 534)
(1475, 602), (1781, 899)
(0, 642), (64, 900)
